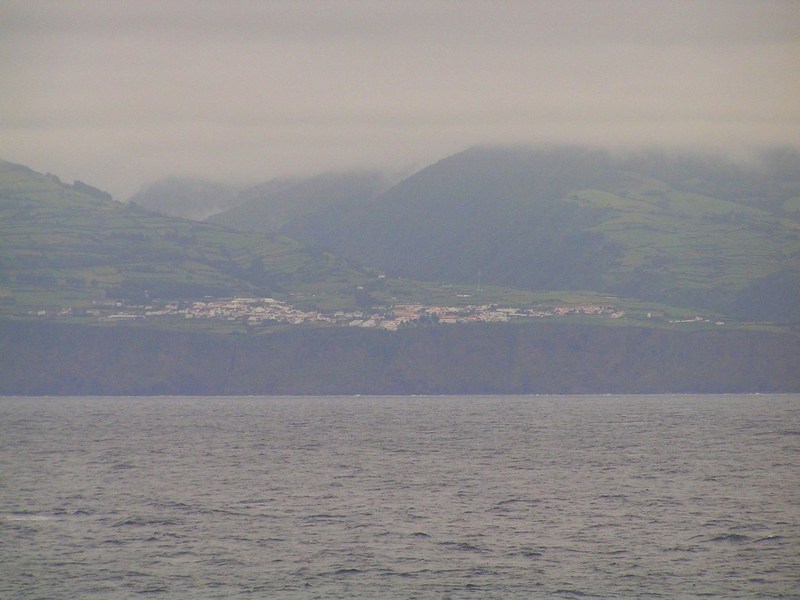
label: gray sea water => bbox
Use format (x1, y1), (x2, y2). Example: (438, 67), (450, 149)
(1, 394), (798, 599)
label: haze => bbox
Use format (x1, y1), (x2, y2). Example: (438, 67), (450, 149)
(2, 0), (798, 199)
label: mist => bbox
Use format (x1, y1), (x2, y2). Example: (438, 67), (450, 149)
(2, 0), (798, 199)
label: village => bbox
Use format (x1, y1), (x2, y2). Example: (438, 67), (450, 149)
(49, 296), (628, 330)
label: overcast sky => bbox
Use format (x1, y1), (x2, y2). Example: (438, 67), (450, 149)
(2, 0), (798, 199)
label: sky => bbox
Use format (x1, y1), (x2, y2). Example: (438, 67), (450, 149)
(2, 0), (799, 200)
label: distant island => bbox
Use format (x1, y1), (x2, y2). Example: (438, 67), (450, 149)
(1, 147), (799, 394)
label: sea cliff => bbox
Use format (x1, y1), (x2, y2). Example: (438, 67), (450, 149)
(2, 320), (798, 395)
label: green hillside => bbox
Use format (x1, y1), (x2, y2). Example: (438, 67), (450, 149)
(0, 160), (369, 314)
(3, 151), (799, 326)
(286, 147), (800, 322)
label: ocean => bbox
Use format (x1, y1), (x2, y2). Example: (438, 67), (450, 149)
(1, 394), (797, 599)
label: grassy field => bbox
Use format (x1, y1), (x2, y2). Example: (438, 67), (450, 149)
(564, 185), (796, 295)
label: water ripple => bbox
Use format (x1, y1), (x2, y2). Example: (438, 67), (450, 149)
(1, 394), (797, 599)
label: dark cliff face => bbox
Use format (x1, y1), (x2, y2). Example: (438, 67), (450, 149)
(2, 320), (799, 395)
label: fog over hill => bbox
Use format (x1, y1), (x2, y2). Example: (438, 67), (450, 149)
(616, 146), (800, 216)
(128, 177), (244, 221)
(207, 171), (391, 234)
(4, 2), (798, 200)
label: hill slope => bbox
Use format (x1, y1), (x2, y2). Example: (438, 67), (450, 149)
(286, 146), (800, 321)
(206, 171), (389, 234)
(0, 160), (367, 311)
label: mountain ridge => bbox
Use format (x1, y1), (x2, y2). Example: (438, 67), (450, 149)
(207, 170), (390, 234)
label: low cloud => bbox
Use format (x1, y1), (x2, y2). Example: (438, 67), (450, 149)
(2, 0), (798, 198)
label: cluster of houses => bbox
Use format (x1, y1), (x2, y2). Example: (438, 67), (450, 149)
(69, 296), (625, 330)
